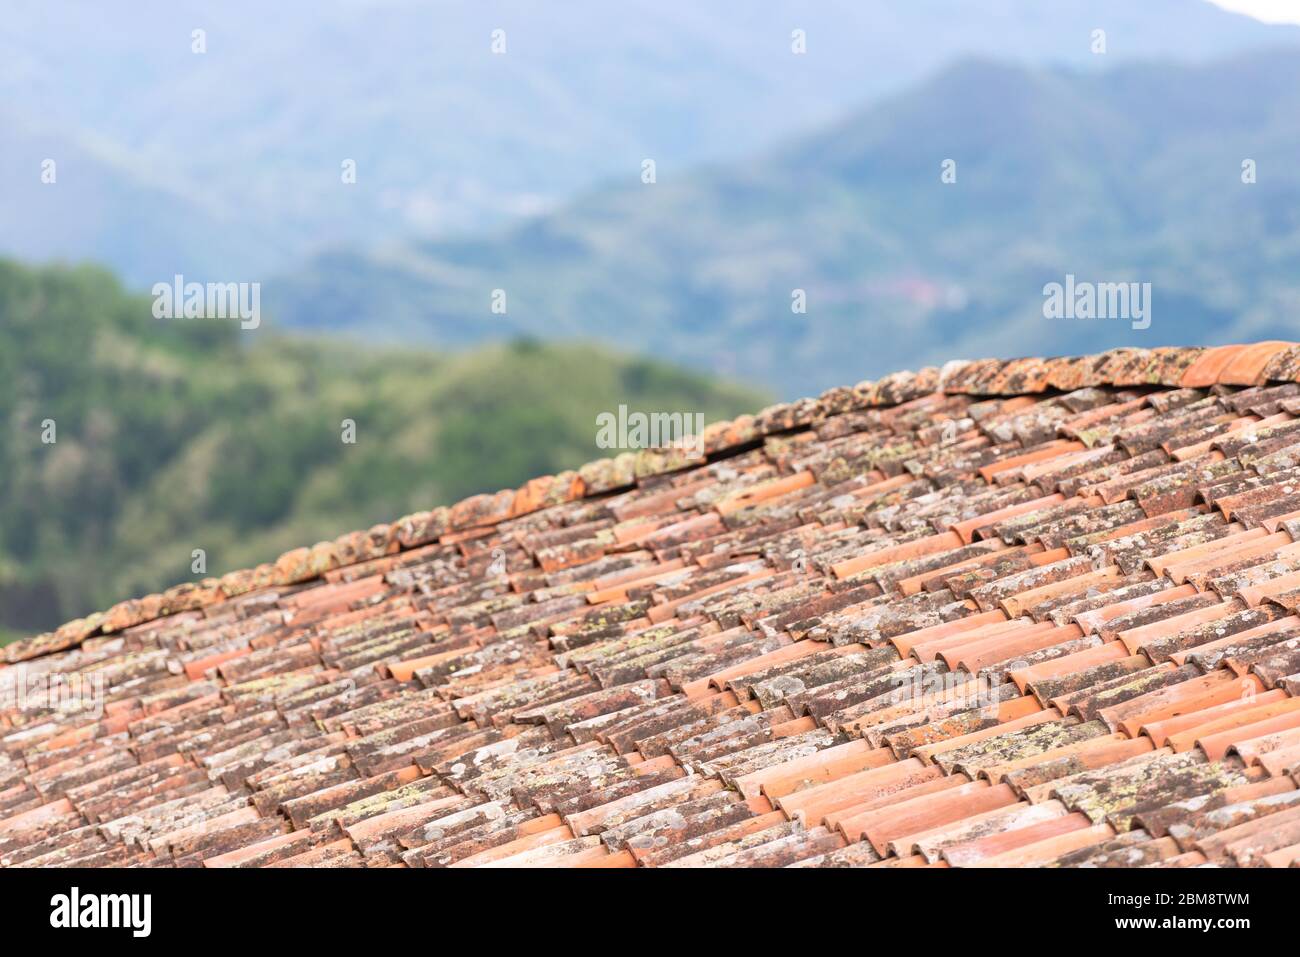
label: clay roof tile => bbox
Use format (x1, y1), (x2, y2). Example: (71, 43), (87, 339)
(11, 341), (1300, 868)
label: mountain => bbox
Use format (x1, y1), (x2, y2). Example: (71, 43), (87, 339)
(2, 0), (1297, 286)
(268, 50), (1300, 399)
(0, 110), (286, 285)
(0, 260), (766, 639)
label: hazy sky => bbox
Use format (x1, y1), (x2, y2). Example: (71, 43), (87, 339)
(1208, 0), (1300, 24)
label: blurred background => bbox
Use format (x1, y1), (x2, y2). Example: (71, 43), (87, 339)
(3, 0), (1300, 641)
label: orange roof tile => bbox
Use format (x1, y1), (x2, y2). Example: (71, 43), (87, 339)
(11, 343), (1300, 867)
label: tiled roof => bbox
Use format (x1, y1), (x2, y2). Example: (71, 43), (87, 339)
(7, 341), (1300, 868)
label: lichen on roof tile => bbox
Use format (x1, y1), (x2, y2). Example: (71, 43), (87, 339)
(8, 342), (1300, 867)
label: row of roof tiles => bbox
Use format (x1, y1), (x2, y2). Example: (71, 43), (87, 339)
(5, 342), (1300, 868)
(11, 342), (1299, 665)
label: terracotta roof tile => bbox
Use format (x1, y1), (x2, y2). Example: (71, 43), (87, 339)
(13, 342), (1300, 866)
(1219, 341), (1296, 387)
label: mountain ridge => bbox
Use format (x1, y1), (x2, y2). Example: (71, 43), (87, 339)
(268, 49), (1300, 398)
(3, 0), (1297, 284)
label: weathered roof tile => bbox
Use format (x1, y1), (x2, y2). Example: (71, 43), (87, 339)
(9, 342), (1300, 867)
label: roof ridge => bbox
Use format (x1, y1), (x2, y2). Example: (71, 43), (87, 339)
(8, 340), (1298, 663)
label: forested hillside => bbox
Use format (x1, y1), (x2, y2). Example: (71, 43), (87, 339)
(0, 260), (766, 638)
